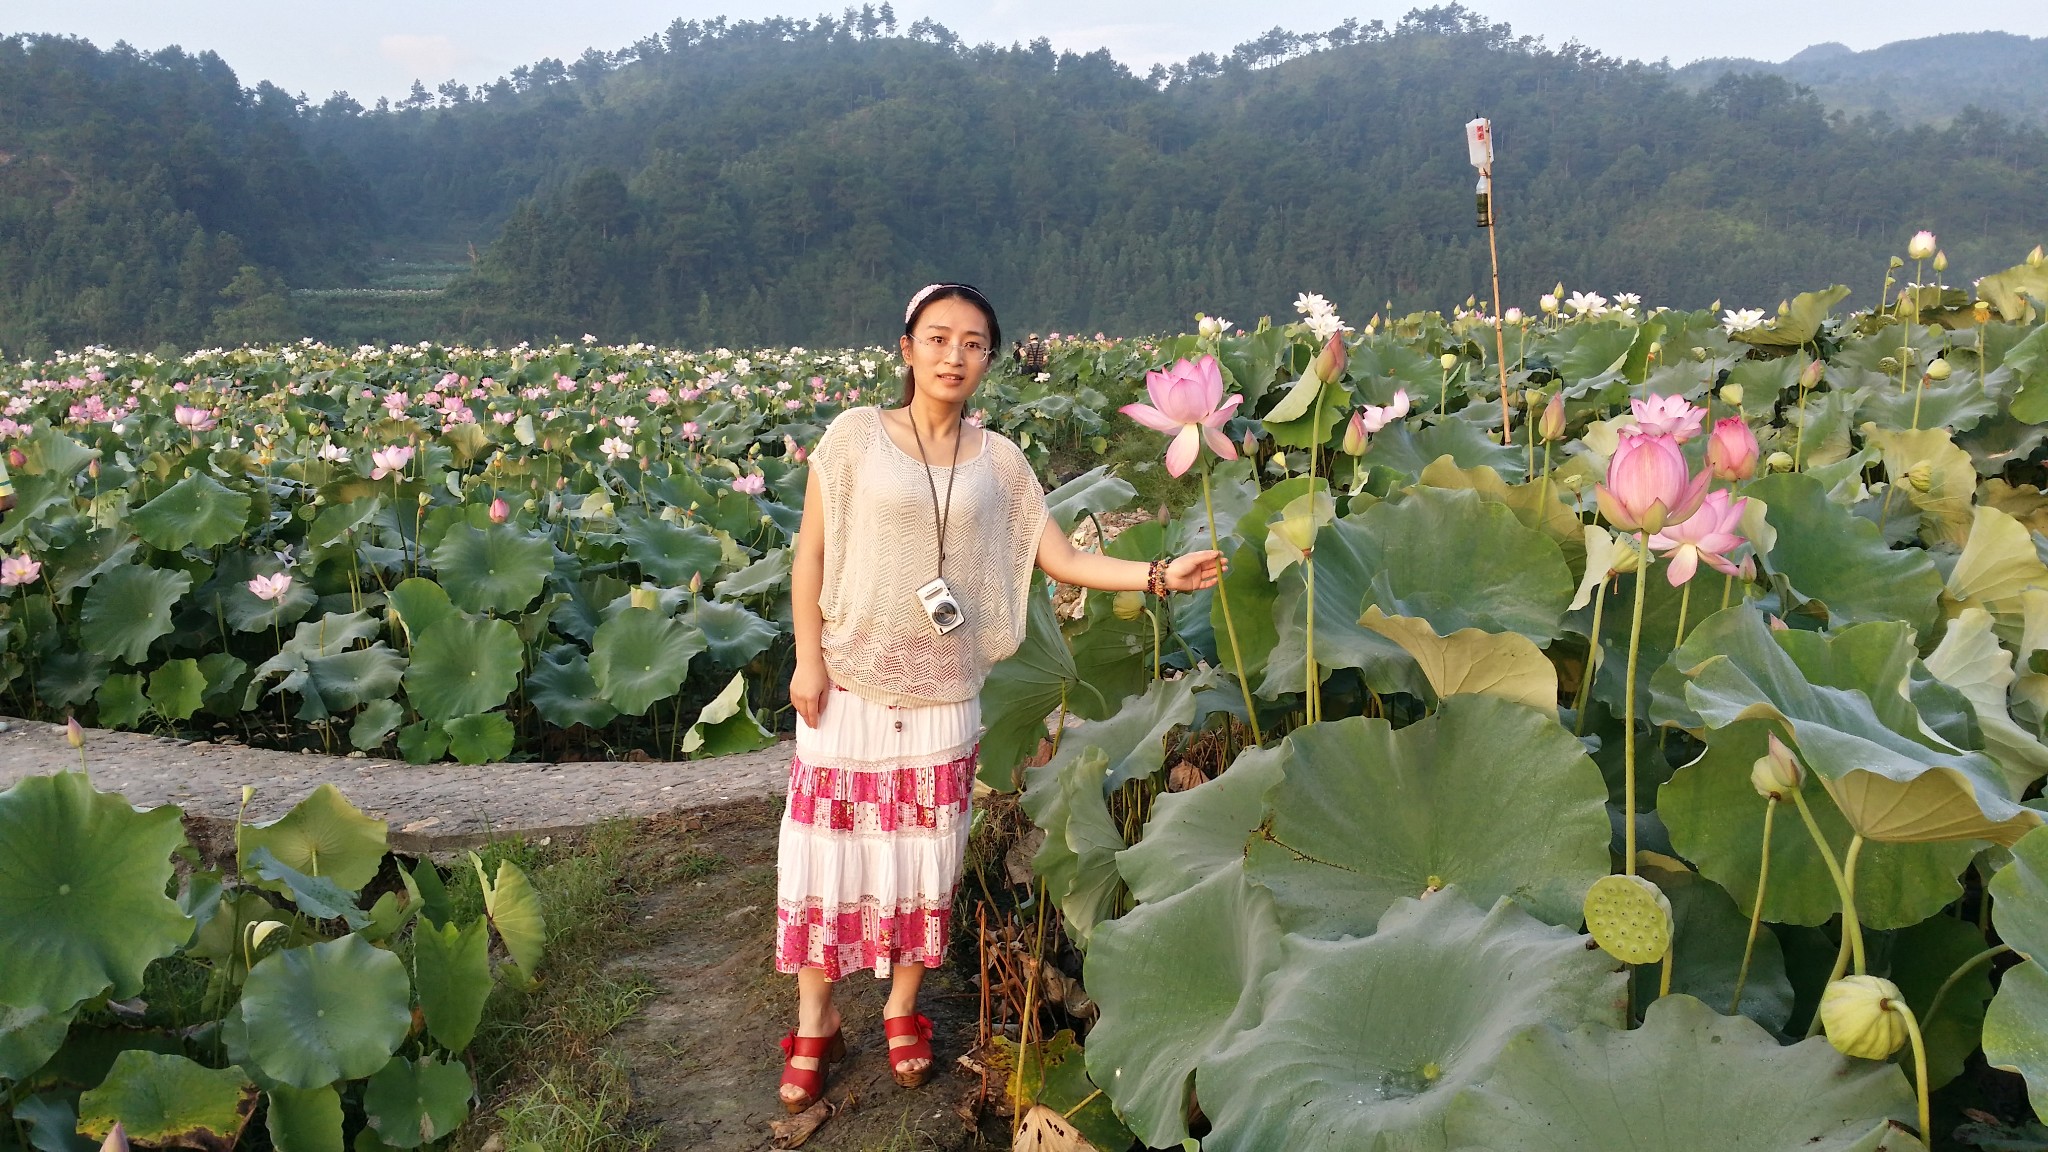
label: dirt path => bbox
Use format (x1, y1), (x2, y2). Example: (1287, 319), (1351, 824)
(613, 801), (986, 1151)
(0, 716), (791, 849)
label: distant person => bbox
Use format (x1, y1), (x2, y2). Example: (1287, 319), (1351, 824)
(774, 283), (1224, 1111)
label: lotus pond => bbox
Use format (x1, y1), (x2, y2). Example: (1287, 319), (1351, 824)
(8, 239), (2048, 1149)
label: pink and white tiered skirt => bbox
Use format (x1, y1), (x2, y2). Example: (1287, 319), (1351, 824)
(774, 687), (978, 980)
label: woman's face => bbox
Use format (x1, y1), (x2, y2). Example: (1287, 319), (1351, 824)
(898, 296), (994, 407)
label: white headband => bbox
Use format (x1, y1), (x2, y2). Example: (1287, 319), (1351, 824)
(904, 283), (947, 324)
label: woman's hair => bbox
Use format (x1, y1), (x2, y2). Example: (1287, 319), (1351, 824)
(900, 282), (1001, 406)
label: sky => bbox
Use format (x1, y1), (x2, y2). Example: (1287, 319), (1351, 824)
(4, 0), (2044, 104)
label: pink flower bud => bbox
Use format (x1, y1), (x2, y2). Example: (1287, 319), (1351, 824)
(1706, 418), (1759, 481)
(1538, 392), (1566, 442)
(1596, 432), (1710, 535)
(489, 497), (510, 524)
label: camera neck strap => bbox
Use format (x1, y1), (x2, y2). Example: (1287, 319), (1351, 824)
(907, 413), (962, 582)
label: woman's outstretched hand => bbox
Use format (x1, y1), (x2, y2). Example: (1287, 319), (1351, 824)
(790, 658), (834, 729)
(1166, 549), (1226, 592)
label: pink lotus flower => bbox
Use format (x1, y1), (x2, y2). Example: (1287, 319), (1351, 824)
(247, 572), (293, 602)
(173, 405), (218, 432)
(489, 497), (510, 524)
(1650, 489), (1748, 585)
(0, 552), (41, 587)
(370, 445), (414, 480)
(1705, 417), (1759, 481)
(1357, 389), (1411, 434)
(680, 422), (701, 441)
(1120, 355), (1242, 477)
(1596, 433), (1710, 534)
(732, 473), (766, 496)
(1630, 394), (1705, 442)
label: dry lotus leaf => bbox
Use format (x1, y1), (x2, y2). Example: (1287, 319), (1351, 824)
(1014, 1104), (1096, 1152)
(1942, 506), (2048, 631)
(768, 1099), (833, 1148)
(1360, 606), (1557, 711)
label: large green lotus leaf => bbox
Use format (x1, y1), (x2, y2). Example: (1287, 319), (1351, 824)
(1681, 609), (2039, 845)
(80, 564), (191, 665)
(1197, 892), (1625, 1152)
(680, 672), (774, 757)
(349, 700), (404, 751)
(1044, 465), (1138, 532)
(1065, 611), (1154, 722)
(362, 1055), (472, 1149)
(303, 647), (406, 715)
(714, 546), (791, 599)
(1258, 528), (1422, 699)
(473, 855), (545, 980)
(524, 648), (618, 730)
(1856, 370), (1999, 435)
(146, 658), (206, 722)
(247, 847), (370, 929)
(429, 522), (551, 615)
(1879, 915), (1998, 1091)
(1629, 859), (1793, 1031)
(1022, 669), (1211, 806)
(979, 576), (1079, 790)
(1020, 747), (1103, 940)
(1864, 425), (1978, 549)
(76, 1051), (256, 1147)
(1661, 721), (1979, 928)
(1213, 539), (1281, 688)
(1118, 749), (1284, 904)
(234, 935), (412, 1088)
(683, 598), (776, 668)
(412, 917), (490, 1053)
(619, 513), (724, 587)
(1986, 824), (2048, 1121)
(1359, 607), (1559, 710)
(239, 783), (388, 893)
(589, 607), (704, 716)
(39, 649), (110, 708)
(1245, 696), (1610, 938)
(129, 471), (252, 551)
(1744, 473), (1943, 639)
(96, 672), (148, 728)
(1052, 749), (1128, 949)
(0, 772), (191, 1011)
(1363, 420), (1526, 482)
(1353, 486), (1571, 639)
(0, 1000), (79, 1080)
(1926, 608), (2048, 796)
(1944, 506), (2048, 631)
(266, 1084), (343, 1152)
(1444, 994), (1918, 1152)
(403, 615), (522, 724)
(43, 525), (138, 598)
(385, 578), (457, 644)
(1083, 864), (1284, 1148)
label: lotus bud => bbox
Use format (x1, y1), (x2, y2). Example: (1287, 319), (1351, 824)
(1907, 231), (1937, 261)
(1440, 353), (1459, 372)
(1113, 590), (1145, 620)
(1242, 430), (1258, 457)
(1539, 392), (1566, 442)
(417, 492), (431, 508)
(1523, 388), (1544, 411)
(1738, 554), (1757, 581)
(1768, 614), (1789, 631)
(87, 459), (99, 480)
(629, 586), (659, 611)
(1975, 301), (1993, 324)
(100, 1121), (128, 1152)
(1707, 418), (1759, 482)
(1932, 250), (1948, 273)
(1342, 410), (1369, 456)
(2030, 245), (2045, 267)
(1719, 382), (1743, 406)
(1766, 450), (1793, 472)
(7, 448), (22, 469)
(1540, 293), (1560, 315)
(1314, 333), (1348, 382)
(1554, 281), (1566, 300)
(1905, 461), (1934, 492)
(1799, 360), (1825, 391)
(1197, 314), (1224, 339)
(689, 572), (703, 595)
(1924, 357), (1951, 382)
(66, 716), (84, 748)
(1820, 975), (1909, 1060)
(1750, 733), (1802, 798)
(1691, 347), (1708, 362)
(488, 497), (510, 523)
(523, 498), (538, 512)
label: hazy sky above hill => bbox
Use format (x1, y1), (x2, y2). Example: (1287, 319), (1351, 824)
(6, 0), (2044, 103)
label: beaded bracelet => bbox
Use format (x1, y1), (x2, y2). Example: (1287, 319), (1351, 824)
(1147, 558), (1171, 598)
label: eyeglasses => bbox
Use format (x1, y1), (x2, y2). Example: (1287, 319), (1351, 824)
(913, 333), (994, 362)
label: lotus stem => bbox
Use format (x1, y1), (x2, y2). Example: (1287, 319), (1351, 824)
(1304, 553), (1318, 724)
(1921, 944), (2012, 1040)
(1842, 834), (1867, 975)
(1896, 997), (1932, 1143)
(1659, 944), (1674, 999)
(1488, 200), (1511, 439)
(1788, 787), (1865, 1027)
(1793, 387), (1809, 472)
(1910, 373), (1928, 431)
(1536, 439), (1553, 520)
(1146, 607), (1161, 681)
(1899, 260), (1922, 395)
(1622, 533), (1651, 874)
(1720, 571), (1735, 612)
(1203, 467), (1261, 745)
(1573, 576), (1608, 736)
(1731, 795), (1778, 1016)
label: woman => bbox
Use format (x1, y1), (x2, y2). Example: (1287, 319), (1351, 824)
(775, 283), (1224, 1110)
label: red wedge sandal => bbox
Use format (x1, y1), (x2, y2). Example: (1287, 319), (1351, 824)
(777, 1028), (846, 1113)
(882, 1013), (935, 1088)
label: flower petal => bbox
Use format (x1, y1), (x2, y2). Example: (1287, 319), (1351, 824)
(1165, 424), (1202, 477)
(1120, 402), (1184, 435)
(1202, 424), (1237, 461)
(1665, 545), (1700, 586)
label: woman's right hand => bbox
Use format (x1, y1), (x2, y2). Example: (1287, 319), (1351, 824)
(791, 657), (833, 729)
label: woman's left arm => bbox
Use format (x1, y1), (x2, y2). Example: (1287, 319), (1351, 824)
(1035, 519), (1225, 593)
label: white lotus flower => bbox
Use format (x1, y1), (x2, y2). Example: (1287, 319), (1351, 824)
(1721, 308), (1768, 334)
(600, 436), (632, 461)
(1566, 291), (1609, 316)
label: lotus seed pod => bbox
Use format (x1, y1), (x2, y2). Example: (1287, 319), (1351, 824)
(1905, 461), (1934, 492)
(1766, 450), (1794, 472)
(1750, 733), (1803, 798)
(1799, 359), (1825, 390)
(1609, 536), (1643, 575)
(1820, 975), (1909, 1060)
(1583, 873), (1672, 965)
(1924, 357), (1951, 382)
(1888, 256), (1904, 270)
(1907, 231), (1937, 261)
(1112, 590), (1145, 620)
(1720, 383), (1744, 406)
(1441, 353), (1460, 372)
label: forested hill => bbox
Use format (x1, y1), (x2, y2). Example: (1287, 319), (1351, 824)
(5, 6), (2047, 354)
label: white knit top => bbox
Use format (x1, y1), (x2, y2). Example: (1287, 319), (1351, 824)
(811, 406), (1049, 707)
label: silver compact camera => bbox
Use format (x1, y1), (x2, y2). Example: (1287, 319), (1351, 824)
(916, 577), (966, 635)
